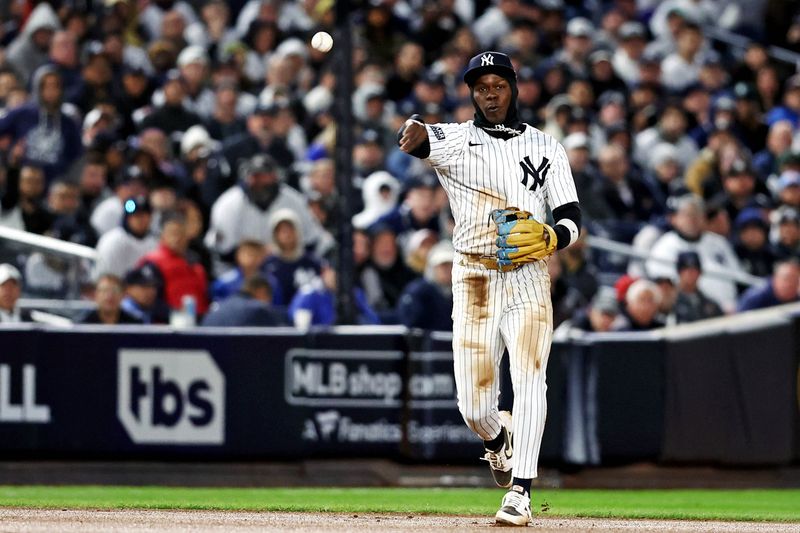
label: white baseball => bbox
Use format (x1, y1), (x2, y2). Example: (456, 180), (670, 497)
(311, 31), (333, 53)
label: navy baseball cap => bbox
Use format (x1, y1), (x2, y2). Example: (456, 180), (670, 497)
(734, 207), (768, 231)
(676, 251), (702, 272)
(123, 195), (150, 215)
(125, 264), (162, 287)
(463, 51), (516, 86)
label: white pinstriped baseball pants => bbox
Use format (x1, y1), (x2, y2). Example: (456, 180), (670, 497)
(451, 252), (553, 479)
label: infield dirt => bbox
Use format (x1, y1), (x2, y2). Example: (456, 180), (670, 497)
(2, 509), (800, 532)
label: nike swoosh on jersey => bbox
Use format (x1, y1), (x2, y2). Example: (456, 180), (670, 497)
(469, 141), (483, 146)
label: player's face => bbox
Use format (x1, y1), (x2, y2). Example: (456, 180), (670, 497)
(472, 73), (512, 124)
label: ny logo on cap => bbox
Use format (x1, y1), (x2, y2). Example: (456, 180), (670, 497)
(481, 54), (494, 66)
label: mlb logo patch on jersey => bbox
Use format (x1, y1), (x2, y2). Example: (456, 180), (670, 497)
(431, 125), (446, 140)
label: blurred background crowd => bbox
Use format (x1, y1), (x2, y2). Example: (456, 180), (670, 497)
(1, 0), (800, 332)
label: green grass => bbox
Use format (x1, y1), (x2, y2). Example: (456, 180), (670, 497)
(0, 486), (799, 522)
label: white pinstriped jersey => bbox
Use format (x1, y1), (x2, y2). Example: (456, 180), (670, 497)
(424, 120), (578, 257)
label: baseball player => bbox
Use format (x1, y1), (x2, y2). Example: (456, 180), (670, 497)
(398, 51), (581, 526)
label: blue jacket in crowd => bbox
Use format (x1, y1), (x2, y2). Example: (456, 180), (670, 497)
(737, 281), (799, 312)
(288, 286), (379, 326)
(396, 278), (453, 331)
(202, 293), (286, 327)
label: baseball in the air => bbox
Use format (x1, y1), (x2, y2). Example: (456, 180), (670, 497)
(311, 31), (333, 53)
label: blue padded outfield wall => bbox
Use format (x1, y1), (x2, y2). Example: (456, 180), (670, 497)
(0, 310), (797, 466)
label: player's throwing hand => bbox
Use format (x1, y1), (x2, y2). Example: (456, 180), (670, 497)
(398, 114), (427, 154)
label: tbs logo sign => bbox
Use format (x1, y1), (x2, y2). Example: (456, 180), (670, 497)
(117, 349), (225, 445)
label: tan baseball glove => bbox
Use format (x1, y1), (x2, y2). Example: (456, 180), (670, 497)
(491, 207), (558, 269)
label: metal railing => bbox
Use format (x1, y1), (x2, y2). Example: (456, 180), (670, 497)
(0, 225), (97, 261)
(704, 25), (800, 70)
(0, 225), (96, 305)
(586, 235), (765, 287)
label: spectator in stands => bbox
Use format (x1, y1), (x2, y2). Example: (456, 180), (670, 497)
(771, 207), (800, 261)
(710, 159), (763, 224)
(300, 158), (337, 231)
(140, 69), (202, 135)
(0, 69), (21, 111)
(549, 252), (589, 329)
(78, 274), (143, 325)
(684, 128), (740, 199)
(0, 263), (31, 323)
(733, 208), (776, 278)
(765, 74), (800, 128)
(597, 144), (656, 223)
(202, 275), (285, 327)
(660, 20), (707, 93)
(673, 251), (723, 323)
(563, 132), (611, 221)
(556, 286), (621, 337)
(557, 17), (595, 78)
(617, 279), (665, 331)
(212, 240), (279, 304)
(179, 124), (232, 217)
(175, 198), (213, 282)
(0, 65), (82, 184)
(46, 180), (97, 247)
(352, 129), (387, 190)
(289, 264), (379, 330)
(170, 45), (215, 119)
(113, 65), (154, 139)
(352, 170), (401, 231)
(634, 103), (698, 171)
(73, 153), (110, 223)
(732, 82), (769, 154)
(374, 173), (440, 245)
(559, 229), (599, 303)
(396, 241), (454, 331)
(48, 31), (81, 103)
(94, 195), (158, 279)
(752, 120), (793, 181)
(642, 143), (685, 216)
(5, 3), (59, 85)
(385, 42), (424, 102)
(738, 260), (800, 312)
(139, 210), (209, 316)
(360, 223), (416, 323)
(206, 82), (249, 141)
(647, 195), (742, 312)
(222, 101), (295, 176)
(0, 164), (52, 234)
(121, 264), (170, 325)
(612, 21), (648, 86)
(353, 229), (372, 279)
(262, 209), (322, 306)
(651, 275), (678, 326)
(70, 43), (115, 115)
(775, 170), (800, 209)
(704, 196), (732, 239)
(206, 154), (330, 259)
(403, 229), (439, 275)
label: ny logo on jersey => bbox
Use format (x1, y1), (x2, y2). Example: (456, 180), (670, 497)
(481, 54), (494, 66)
(519, 155), (551, 192)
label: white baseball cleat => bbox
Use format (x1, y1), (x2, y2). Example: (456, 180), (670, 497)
(481, 411), (513, 488)
(495, 487), (532, 526)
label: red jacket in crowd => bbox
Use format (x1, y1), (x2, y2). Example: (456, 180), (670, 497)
(139, 244), (209, 315)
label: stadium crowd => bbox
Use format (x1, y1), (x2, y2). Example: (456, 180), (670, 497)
(1, 0), (800, 331)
